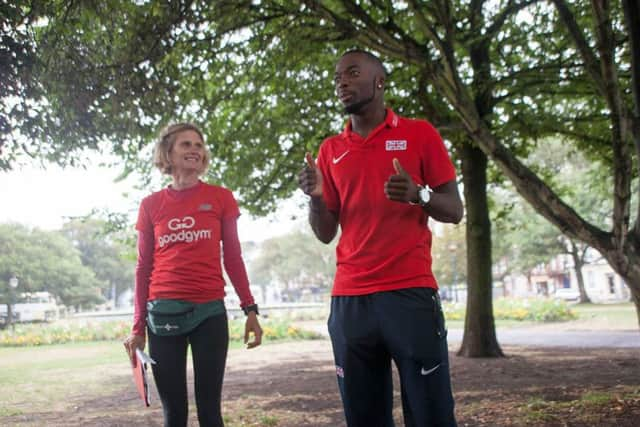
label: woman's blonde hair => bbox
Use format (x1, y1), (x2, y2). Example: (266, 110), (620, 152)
(153, 122), (211, 175)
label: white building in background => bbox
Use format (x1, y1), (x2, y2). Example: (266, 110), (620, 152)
(570, 260), (631, 302)
(499, 251), (631, 303)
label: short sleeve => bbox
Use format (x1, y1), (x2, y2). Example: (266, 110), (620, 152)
(221, 188), (241, 220)
(135, 199), (154, 234)
(421, 122), (456, 188)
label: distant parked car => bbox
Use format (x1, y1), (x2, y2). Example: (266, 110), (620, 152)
(554, 288), (580, 301)
(0, 291), (59, 324)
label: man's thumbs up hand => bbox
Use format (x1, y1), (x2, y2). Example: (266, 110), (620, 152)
(305, 152), (316, 169)
(393, 158), (410, 178)
(298, 152), (323, 197)
(385, 158), (419, 204)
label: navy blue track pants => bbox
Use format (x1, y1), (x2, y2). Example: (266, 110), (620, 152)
(328, 287), (457, 427)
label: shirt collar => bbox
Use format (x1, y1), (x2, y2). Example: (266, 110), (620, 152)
(341, 108), (398, 139)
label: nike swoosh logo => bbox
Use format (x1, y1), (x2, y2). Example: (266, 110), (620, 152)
(420, 364), (441, 376)
(332, 151), (349, 164)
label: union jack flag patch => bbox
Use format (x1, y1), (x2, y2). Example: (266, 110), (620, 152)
(385, 140), (407, 151)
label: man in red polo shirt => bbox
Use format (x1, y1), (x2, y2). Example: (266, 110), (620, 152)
(298, 49), (463, 427)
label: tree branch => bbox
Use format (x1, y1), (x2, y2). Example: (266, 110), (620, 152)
(591, 0), (632, 250)
(552, 0), (631, 250)
(544, 127), (610, 146)
(485, 0), (541, 40)
(461, 110), (611, 249)
(335, 0), (405, 51)
(550, 0), (607, 96)
(622, 0), (640, 237)
(407, 0), (447, 57)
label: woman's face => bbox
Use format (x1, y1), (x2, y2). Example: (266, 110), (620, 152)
(168, 130), (206, 175)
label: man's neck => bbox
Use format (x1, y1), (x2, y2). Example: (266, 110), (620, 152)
(350, 106), (387, 139)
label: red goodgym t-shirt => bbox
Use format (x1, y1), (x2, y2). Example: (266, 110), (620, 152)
(136, 181), (243, 302)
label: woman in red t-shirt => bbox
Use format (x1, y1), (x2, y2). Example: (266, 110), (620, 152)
(123, 122), (262, 427)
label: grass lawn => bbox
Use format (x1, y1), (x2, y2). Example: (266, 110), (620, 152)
(0, 326), (320, 423)
(3, 302), (632, 412)
(0, 303), (637, 426)
(570, 302), (637, 329)
(446, 302), (637, 330)
(0, 341), (125, 416)
(1, 340), (638, 427)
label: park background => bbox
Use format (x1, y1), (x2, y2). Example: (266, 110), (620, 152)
(1, 0), (640, 426)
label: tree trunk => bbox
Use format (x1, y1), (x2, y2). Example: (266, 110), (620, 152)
(260, 282), (268, 304)
(574, 262), (590, 304)
(457, 142), (504, 357)
(602, 238), (640, 328)
(5, 302), (12, 329)
(632, 291), (640, 329)
(569, 241), (591, 303)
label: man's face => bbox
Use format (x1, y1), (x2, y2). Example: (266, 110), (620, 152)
(334, 53), (379, 114)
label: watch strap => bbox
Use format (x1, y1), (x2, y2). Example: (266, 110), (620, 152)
(409, 185), (421, 205)
(242, 304), (259, 316)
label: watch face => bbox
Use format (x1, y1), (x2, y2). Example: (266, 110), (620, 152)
(419, 187), (431, 204)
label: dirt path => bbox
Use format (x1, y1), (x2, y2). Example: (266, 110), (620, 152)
(4, 339), (640, 426)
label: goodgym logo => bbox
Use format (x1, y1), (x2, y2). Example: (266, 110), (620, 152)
(159, 216), (212, 248)
(168, 216), (195, 230)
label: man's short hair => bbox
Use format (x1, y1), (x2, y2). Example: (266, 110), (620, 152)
(341, 49), (387, 77)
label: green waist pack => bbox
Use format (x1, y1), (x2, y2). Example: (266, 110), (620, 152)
(147, 299), (225, 336)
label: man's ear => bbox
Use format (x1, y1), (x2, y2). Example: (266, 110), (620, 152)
(377, 77), (385, 90)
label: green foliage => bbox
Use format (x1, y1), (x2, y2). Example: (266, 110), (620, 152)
(0, 2), (41, 169)
(492, 196), (566, 278)
(0, 320), (129, 347)
(0, 223), (104, 308)
(2, 1), (187, 168)
(258, 416), (279, 427)
(5, 2), (636, 245)
(228, 319), (323, 343)
(61, 218), (135, 304)
(248, 228), (336, 298)
(0, 219), (136, 310)
(519, 388), (640, 426)
(431, 223), (467, 288)
(0, 318), (322, 347)
(443, 298), (577, 322)
(492, 139), (618, 280)
(3, 1), (347, 214)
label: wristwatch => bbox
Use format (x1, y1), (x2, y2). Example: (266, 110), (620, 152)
(242, 304), (259, 316)
(417, 184), (433, 206)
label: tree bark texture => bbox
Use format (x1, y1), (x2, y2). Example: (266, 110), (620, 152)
(632, 289), (640, 330)
(457, 142), (504, 357)
(570, 241), (591, 304)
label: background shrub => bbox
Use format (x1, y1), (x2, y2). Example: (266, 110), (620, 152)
(443, 298), (577, 322)
(0, 318), (322, 347)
